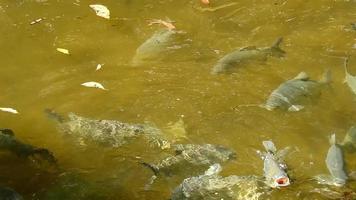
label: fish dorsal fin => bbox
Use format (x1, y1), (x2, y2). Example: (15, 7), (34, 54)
(293, 72), (309, 80)
(329, 134), (336, 145)
(262, 140), (277, 153)
(239, 46), (257, 51)
(275, 146), (291, 160)
(0, 129), (14, 136)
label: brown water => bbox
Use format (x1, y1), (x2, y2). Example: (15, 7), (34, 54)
(0, 0), (356, 199)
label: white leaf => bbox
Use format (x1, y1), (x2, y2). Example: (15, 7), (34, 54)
(96, 64), (103, 71)
(0, 107), (19, 114)
(56, 48), (70, 54)
(89, 4), (110, 19)
(81, 81), (108, 90)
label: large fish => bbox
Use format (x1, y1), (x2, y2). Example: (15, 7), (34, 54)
(211, 37), (285, 74)
(132, 29), (190, 66)
(258, 140), (290, 188)
(341, 126), (356, 153)
(264, 70), (331, 111)
(315, 134), (348, 187)
(46, 110), (170, 149)
(171, 163), (265, 200)
(344, 58), (356, 95)
(0, 187), (23, 200)
(0, 129), (56, 164)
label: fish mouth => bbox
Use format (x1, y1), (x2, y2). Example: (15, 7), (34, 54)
(275, 177), (290, 187)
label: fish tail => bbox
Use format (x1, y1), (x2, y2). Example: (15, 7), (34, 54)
(320, 69), (332, 84)
(271, 37), (283, 49)
(262, 140), (277, 153)
(270, 37), (286, 56)
(329, 134), (336, 145)
(141, 162), (159, 176)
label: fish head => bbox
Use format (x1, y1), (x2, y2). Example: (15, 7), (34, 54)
(268, 174), (290, 188)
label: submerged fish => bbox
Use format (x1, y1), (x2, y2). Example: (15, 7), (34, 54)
(315, 134), (348, 187)
(341, 126), (356, 153)
(264, 70), (331, 111)
(132, 29), (189, 66)
(0, 187), (23, 200)
(46, 110), (170, 149)
(0, 129), (56, 164)
(143, 143), (236, 176)
(211, 37), (285, 74)
(258, 140), (290, 188)
(344, 58), (356, 95)
(171, 164), (266, 200)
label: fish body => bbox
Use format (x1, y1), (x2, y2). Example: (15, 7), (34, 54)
(344, 58), (356, 95)
(265, 70), (331, 111)
(49, 112), (169, 149)
(144, 144), (236, 176)
(258, 141), (290, 188)
(0, 129), (56, 163)
(341, 126), (356, 153)
(325, 134), (348, 186)
(211, 37), (285, 74)
(0, 187), (23, 200)
(132, 29), (188, 66)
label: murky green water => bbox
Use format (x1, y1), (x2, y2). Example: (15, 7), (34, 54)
(1, 0), (356, 199)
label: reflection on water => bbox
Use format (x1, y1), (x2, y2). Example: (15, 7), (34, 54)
(0, 0), (356, 199)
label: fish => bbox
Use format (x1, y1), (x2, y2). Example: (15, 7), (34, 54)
(132, 29), (189, 66)
(258, 140), (290, 188)
(211, 37), (285, 74)
(0, 187), (23, 200)
(171, 163), (266, 200)
(0, 129), (56, 164)
(45, 110), (170, 149)
(343, 58), (356, 95)
(341, 126), (356, 153)
(264, 70), (331, 111)
(325, 134), (348, 186)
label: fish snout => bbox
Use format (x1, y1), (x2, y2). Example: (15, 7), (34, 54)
(275, 176), (290, 187)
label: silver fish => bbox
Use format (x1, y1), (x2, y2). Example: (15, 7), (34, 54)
(172, 164), (265, 200)
(0, 129), (56, 164)
(46, 110), (170, 149)
(325, 134), (348, 186)
(264, 70), (331, 111)
(258, 140), (290, 188)
(211, 37), (285, 74)
(0, 187), (23, 200)
(341, 126), (356, 153)
(344, 58), (356, 95)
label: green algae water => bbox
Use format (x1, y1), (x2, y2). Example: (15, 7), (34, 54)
(0, 0), (356, 199)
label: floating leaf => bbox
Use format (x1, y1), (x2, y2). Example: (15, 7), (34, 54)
(89, 4), (110, 19)
(0, 107), (19, 114)
(81, 81), (108, 90)
(56, 48), (70, 54)
(96, 64), (103, 71)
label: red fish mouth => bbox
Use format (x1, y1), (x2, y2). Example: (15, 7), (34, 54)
(275, 177), (290, 186)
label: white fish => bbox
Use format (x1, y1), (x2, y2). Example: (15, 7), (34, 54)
(56, 48), (69, 55)
(0, 107), (19, 114)
(96, 64), (103, 71)
(81, 81), (108, 90)
(89, 4), (110, 19)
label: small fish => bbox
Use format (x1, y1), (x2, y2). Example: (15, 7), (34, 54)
(341, 126), (356, 153)
(0, 107), (18, 114)
(264, 70), (331, 111)
(89, 4), (110, 19)
(56, 48), (70, 55)
(211, 37), (285, 74)
(258, 140), (290, 188)
(0, 129), (56, 164)
(0, 187), (23, 200)
(81, 81), (107, 90)
(343, 58), (356, 95)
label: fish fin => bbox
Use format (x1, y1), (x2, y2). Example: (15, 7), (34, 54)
(141, 162), (160, 176)
(288, 105), (304, 112)
(276, 147), (291, 160)
(262, 140), (277, 153)
(270, 37), (286, 56)
(319, 69), (332, 84)
(0, 129), (15, 136)
(293, 72), (309, 80)
(329, 134), (336, 145)
(204, 163), (222, 176)
(239, 46), (257, 51)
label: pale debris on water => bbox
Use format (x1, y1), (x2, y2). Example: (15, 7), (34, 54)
(81, 81), (108, 90)
(96, 64), (103, 71)
(89, 4), (110, 19)
(56, 48), (70, 54)
(30, 18), (44, 25)
(0, 107), (19, 114)
(201, 0), (210, 5)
